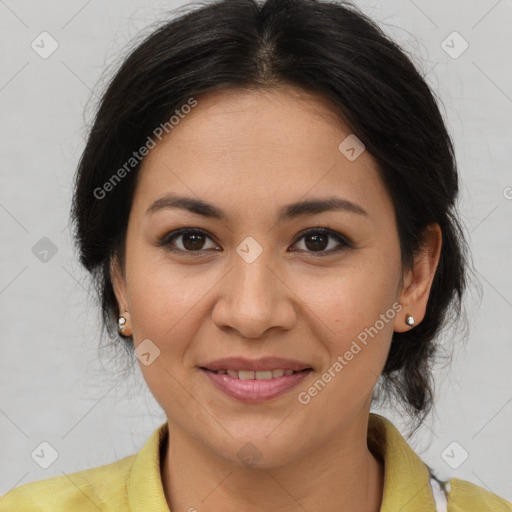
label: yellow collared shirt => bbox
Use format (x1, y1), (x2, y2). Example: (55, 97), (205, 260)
(1, 413), (511, 511)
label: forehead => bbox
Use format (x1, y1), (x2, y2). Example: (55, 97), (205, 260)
(130, 86), (391, 223)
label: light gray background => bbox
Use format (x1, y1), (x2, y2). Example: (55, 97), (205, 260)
(1, 0), (511, 502)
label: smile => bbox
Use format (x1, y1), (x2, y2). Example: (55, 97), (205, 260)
(200, 368), (312, 402)
(204, 368), (300, 379)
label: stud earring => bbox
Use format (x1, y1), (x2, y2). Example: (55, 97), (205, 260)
(118, 316), (127, 334)
(405, 314), (415, 326)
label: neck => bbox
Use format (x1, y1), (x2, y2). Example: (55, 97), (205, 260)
(161, 414), (384, 512)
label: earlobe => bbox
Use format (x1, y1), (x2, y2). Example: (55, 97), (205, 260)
(393, 223), (442, 332)
(393, 308), (416, 333)
(405, 314), (415, 326)
(118, 314), (131, 337)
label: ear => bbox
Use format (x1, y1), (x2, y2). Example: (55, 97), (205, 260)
(394, 223), (442, 332)
(110, 254), (131, 334)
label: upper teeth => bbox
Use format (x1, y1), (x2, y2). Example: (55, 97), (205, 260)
(214, 369), (297, 380)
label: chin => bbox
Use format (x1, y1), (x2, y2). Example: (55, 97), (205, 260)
(202, 428), (308, 470)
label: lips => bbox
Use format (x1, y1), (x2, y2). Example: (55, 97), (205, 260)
(199, 356), (313, 402)
(201, 366), (312, 402)
(206, 368), (300, 380)
(200, 356), (313, 373)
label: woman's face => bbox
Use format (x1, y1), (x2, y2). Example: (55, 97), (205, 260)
(111, 85), (428, 466)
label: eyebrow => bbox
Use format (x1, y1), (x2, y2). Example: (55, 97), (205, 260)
(145, 193), (368, 221)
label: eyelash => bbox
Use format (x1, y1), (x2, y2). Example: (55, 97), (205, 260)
(157, 227), (352, 257)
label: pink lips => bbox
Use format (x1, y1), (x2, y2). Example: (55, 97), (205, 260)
(201, 368), (312, 403)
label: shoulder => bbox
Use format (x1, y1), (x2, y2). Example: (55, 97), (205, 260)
(0, 453), (136, 511)
(446, 477), (512, 511)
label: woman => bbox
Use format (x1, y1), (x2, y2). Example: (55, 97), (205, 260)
(2, 0), (510, 510)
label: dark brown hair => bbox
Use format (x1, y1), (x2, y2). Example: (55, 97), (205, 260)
(70, 0), (470, 433)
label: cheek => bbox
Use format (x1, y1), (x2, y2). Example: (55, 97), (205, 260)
(290, 253), (400, 379)
(299, 255), (399, 329)
(123, 253), (211, 410)
(126, 260), (211, 342)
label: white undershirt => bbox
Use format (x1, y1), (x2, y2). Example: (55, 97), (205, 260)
(429, 475), (450, 511)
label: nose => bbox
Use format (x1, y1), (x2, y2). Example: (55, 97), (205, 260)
(211, 252), (297, 339)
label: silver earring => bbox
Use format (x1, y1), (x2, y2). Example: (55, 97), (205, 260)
(118, 316), (127, 334)
(405, 314), (415, 326)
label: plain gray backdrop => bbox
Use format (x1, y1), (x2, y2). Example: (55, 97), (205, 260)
(1, 0), (511, 502)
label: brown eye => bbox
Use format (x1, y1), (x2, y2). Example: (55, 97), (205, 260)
(159, 229), (219, 253)
(158, 227), (350, 256)
(181, 232), (207, 251)
(291, 228), (350, 256)
(304, 232), (329, 251)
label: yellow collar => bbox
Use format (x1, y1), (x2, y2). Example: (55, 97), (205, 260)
(127, 412), (437, 511)
(367, 412), (437, 511)
(2, 412), (510, 510)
